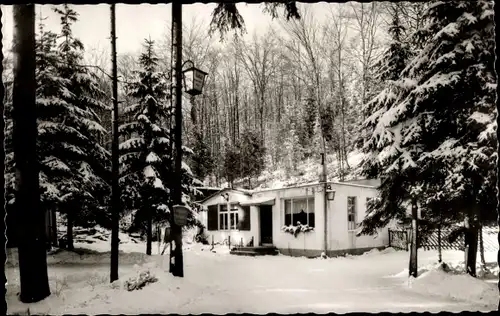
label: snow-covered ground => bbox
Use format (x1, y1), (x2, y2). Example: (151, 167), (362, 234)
(6, 230), (498, 314)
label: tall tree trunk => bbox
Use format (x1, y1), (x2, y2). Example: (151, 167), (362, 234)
(67, 210), (74, 250)
(479, 224), (486, 269)
(409, 198), (418, 277)
(146, 207), (152, 255)
(464, 207), (479, 277)
(13, 5), (51, 303)
(51, 209), (58, 247)
(437, 223), (442, 263)
(170, 1), (184, 277)
(235, 90), (240, 140)
(437, 209), (442, 263)
(110, 3), (120, 283)
(0, 5), (4, 251)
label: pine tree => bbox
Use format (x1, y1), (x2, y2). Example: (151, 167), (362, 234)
(360, 1), (496, 277)
(119, 38), (172, 255)
(223, 143), (241, 188)
(358, 2), (415, 236)
(5, 16), (95, 248)
(239, 129), (266, 188)
(190, 130), (214, 183)
(53, 4), (111, 248)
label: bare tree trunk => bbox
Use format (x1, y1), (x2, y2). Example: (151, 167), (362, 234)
(479, 224), (486, 269)
(464, 207), (479, 277)
(12, 5), (51, 303)
(110, 3), (120, 283)
(437, 223), (442, 263)
(146, 207), (152, 255)
(409, 198), (418, 277)
(67, 211), (74, 250)
(260, 93), (265, 144)
(51, 209), (58, 247)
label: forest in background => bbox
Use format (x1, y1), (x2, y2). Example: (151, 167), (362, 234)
(21, 2), (428, 189)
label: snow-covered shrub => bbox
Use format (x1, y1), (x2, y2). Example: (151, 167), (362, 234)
(124, 270), (158, 291)
(281, 222), (314, 237)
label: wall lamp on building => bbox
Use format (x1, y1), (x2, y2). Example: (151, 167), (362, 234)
(326, 185), (336, 201)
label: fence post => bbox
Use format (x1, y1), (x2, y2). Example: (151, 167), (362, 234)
(228, 236), (231, 249)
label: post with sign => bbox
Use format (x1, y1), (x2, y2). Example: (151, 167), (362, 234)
(170, 0), (184, 278)
(173, 205), (190, 226)
(169, 2), (208, 278)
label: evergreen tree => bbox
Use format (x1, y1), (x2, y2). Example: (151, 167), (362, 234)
(281, 102), (302, 174)
(223, 143), (241, 188)
(358, 3), (415, 236)
(52, 5), (111, 248)
(299, 94), (317, 156)
(360, 1), (496, 277)
(190, 130), (214, 183)
(118, 38), (173, 254)
(239, 129), (266, 188)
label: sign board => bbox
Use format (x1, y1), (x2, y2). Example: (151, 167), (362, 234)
(173, 205), (189, 226)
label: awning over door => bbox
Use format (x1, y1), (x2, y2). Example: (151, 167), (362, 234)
(240, 197), (276, 206)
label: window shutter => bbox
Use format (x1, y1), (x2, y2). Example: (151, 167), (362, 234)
(238, 206), (251, 231)
(207, 205), (218, 231)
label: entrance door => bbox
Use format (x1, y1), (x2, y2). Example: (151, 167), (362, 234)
(259, 205), (273, 245)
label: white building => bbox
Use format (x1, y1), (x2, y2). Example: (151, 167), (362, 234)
(198, 179), (389, 257)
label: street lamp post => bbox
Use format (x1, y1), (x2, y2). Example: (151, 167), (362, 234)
(170, 2), (208, 278)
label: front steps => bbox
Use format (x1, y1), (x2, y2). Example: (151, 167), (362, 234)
(230, 246), (279, 257)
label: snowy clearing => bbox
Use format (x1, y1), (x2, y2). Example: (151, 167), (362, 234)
(6, 231), (498, 314)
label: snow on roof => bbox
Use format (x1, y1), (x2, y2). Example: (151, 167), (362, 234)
(198, 187), (253, 204)
(340, 179), (381, 188)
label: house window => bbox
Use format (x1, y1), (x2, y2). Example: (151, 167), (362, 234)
(229, 204), (239, 230)
(284, 197), (315, 227)
(238, 206), (251, 231)
(207, 205), (218, 231)
(347, 196), (357, 231)
(219, 204), (228, 230)
(218, 204), (239, 231)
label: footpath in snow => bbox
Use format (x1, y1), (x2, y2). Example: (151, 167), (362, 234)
(5, 228), (498, 314)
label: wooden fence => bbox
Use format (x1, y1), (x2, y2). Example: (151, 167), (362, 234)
(388, 227), (498, 252)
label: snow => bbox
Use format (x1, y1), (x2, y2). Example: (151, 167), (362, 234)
(143, 165), (156, 179)
(181, 161), (193, 176)
(254, 150), (367, 190)
(153, 178), (164, 189)
(469, 111), (492, 125)
(6, 230), (498, 314)
(146, 152), (160, 163)
(119, 137), (145, 151)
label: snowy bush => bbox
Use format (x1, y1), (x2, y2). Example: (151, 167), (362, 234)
(124, 270), (158, 291)
(281, 222), (314, 237)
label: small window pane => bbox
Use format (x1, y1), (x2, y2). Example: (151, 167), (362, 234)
(230, 213), (235, 230)
(284, 200), (292, 226)
(293, 199), (307, 226)
(347, 196), (356, 231)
